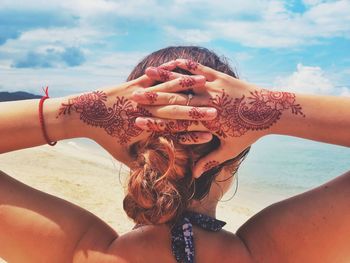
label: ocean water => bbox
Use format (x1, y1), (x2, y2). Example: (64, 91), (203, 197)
(73, 135), (350, 198)
(238, 135), (350, 196)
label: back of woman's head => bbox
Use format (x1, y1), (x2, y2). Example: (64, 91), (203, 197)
(123, 46), (250, 225)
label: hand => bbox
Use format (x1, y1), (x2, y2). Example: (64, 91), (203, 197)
(133, 59), (305, 177)
(56, 72), (217, 166)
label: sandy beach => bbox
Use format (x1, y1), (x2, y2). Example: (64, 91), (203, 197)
(0, 139), (291, 262)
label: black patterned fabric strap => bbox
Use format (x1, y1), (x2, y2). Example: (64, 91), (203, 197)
(171, 211), (226, 263)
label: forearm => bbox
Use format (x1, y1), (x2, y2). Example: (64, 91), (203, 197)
(0, 97), (85, 153)
(270, 92), (350, 147)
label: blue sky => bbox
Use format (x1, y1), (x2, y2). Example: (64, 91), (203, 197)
(0, 0), (349, 97)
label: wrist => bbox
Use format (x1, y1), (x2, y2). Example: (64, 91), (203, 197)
(230, 86), (305, 138)
(52, 85), (132, 142)
(44, 96), (89, 141)
(260, 89), (306, 136)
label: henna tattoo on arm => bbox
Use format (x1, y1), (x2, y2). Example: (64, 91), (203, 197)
(57, 91), (151, 145)
(202, 89), (305, 138)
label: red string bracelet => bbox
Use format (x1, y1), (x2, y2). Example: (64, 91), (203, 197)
(39, 86), (57, 146)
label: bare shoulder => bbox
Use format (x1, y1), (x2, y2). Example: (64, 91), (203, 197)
(194, 228), (254, 263)
(237, 170), (350, 263)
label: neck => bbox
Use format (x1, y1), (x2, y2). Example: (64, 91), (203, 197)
(187, 198), (218, 218)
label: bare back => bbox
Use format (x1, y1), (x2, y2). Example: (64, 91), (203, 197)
(101, 225), (253, 263)
(95, 170), (350, 263)
(2, 169), (350, 262)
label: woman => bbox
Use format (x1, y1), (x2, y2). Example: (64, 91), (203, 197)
(0, 46), (349, 263)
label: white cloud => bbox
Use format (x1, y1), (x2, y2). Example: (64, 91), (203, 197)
(1, 0), (349, 48)
(168, 0), (350, 48)
(274, 63), (349, 96)
(19, 27), (107, 46)
(302, 0), (324, 6)
(164, 26), (213, 44)
(340, 87), (350, 97)
(0, 0), (349, 96)
(0, 0), (119, 16)
(0, 51), (147, 96)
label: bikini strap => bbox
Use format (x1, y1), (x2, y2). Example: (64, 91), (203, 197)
(171, 211), (226, 263)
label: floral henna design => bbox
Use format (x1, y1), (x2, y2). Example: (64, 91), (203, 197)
(57, 91), (151, 144)
(144, 91), (158, 104)
(188, 107), (206, 120)
(165, 120), (195, 132)
(145, 119), (165, 133)
(179, 76), (196, 88)
(185, 60), (198, 71)
(203, 89), (305, 138)
(143, 119), (196, 133)
(143, 118), (200, 144)
(157, 68), (172, 82)
(203, 160), (220, 172)
(257, 90), (305, 117)
(178, 133), (199, 143)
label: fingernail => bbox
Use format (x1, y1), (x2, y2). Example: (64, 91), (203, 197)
(132, 90), (145, 96)
(193, 75), (205, 82)
(206, 108), (217, 118)
(132, 91), (146, 102)
(135, 118), (148, 129)
(193, 170), (202, 178)
(201, 133), (212, 140)
(145, 67), (158, 78)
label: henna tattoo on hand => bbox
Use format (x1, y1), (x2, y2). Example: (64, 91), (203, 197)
(57, 91), (151, 145)
(203, 160), (220, 172)
(166, 120), (195, 132)
(143, 118), (200, 144)
(145, 119), (166, 133)
(203, 89), (305, 138)
(179, 76), (196, 88)
(188, 107), (206, 120)
(144, 91), (158, 104)
(144, 119), (195, 133)
(178, 133), (199, 143)
(185, 60), (198, 71)
(157, 68), (172, 82)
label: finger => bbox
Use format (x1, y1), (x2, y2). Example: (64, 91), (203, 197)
(176, 59), (220, 80)
(157, 60), (178, 70)
(145, 67), (183, 82)
(131, 74), (156, 88)
(178, 132), (213, 144)
(143, 75), (206, 94)
(132, 91), (209, 106)
(192, 145), (234, 178)
(135, 117), (196, 133)
(142, 105), (217, 120)
(158, 59), (219, 81)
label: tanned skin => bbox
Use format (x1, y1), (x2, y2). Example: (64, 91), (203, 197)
(0, 59), (350, 262)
